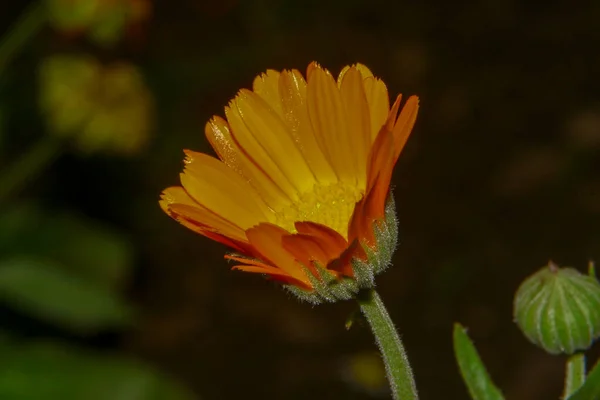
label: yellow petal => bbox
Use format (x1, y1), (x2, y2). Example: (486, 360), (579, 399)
(363, 76), (390, 142)
(278, 69), (337, 184)
(337, 63), (374, 85)
(160, 186), (248, 243)
(180, 151), (270, 230)
(225, 101), (299, 201)
(233, 89), (316, 194)
(253, 69), (284, 118)
(205, 116), (289, 210)
(306, 64), (357, 184)
(339, 66), (371, 190)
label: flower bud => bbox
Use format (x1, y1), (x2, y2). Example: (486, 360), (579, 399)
(513, 261), (600, 354)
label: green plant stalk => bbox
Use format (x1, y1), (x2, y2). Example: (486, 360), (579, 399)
(0, 2), (47, 75)
(357, 288), (418, 400)
(0, 135), (62, 203)
(563, 353), (586, 399)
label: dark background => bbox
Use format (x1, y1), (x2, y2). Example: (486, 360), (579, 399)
(1, 0), (600, 399)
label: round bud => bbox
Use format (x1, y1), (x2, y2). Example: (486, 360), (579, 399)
(513, 261), (600, 355)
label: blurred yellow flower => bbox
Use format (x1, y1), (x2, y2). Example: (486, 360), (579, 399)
(47, 0), (151, 45)
(39, 55), (153, 155)
(160, 62), (418, 296)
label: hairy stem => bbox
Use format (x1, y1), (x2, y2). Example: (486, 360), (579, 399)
(357, 288), (418, 400)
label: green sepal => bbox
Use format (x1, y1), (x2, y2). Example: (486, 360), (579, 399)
(362, 195), (398, 275)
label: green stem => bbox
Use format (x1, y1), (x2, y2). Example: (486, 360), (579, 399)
(0, 2), (47, 75)
(357, 288), (418, 400)
(0, 135), (62, 202)
(564, 353), (586, 399)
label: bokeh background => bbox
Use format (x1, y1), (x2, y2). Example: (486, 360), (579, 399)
(1, 0), (600, 399)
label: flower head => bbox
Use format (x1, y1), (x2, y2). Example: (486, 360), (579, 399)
(160, 62), (418, 303)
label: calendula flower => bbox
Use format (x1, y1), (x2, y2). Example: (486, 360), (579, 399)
(160, 62), (418, 303)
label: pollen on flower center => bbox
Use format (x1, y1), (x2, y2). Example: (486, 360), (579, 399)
(274, 181), (364, 237)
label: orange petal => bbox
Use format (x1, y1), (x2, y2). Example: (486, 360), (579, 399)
(327, 239), (360, 276)
(281, 233), (331, 278)
(232, 264), (312, 289)
(294, 221), (348, 259)
(245, 223), (311, 286)
(392, 95), (420, 165)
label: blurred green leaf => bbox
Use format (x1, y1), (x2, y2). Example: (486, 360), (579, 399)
(0, 340), (196, 400)
(0, 257), (132, 332)
(453, 323), (505, 400)
(36, 213), (133, 290)
(568, 358), (600, 400)
(0, 205), (133, 290)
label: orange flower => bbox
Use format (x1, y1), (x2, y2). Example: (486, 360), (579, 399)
(160, 62), (418, 302)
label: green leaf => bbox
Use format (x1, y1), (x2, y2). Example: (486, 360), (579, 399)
(0, 340), (196, 400)
(35, 213), (133, 290)
(0, 206), (133, 290)
(564, 354), (586, 398)
(453, 323), (505, 400)
(0, 257), (132, 332)
(568, 359), (600, 400)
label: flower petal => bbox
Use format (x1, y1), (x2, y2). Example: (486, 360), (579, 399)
(225, 99), (298, 201)
(281, 233), (331, 277)
(180, 151), (271, 230)
(278, 69), (337, 184)
(233, 89), (316, 194)
(253, 69), (284, 118)
(392, 95), (419, 165)
(205, 116), (289, 210)
(306, 63), (357, 184)
(232, 263), (311, 289)
(294, 221), (348, 258)
(160, 187), (251, 252)
(245, 223), (311, 286)
(363, 76), (390, 142)
(339, 66), (371, 190)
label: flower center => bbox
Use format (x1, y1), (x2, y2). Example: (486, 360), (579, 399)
(274, 181), (364, 238)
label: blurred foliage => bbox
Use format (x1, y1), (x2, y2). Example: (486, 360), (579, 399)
(38, 55), (153, 155)
(341, 351), (388, 397)
(0, 256), (132, 332)
(0, 337), (195, 400)
(47, 0), (151, 46)
(0, 203), (132, 291)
